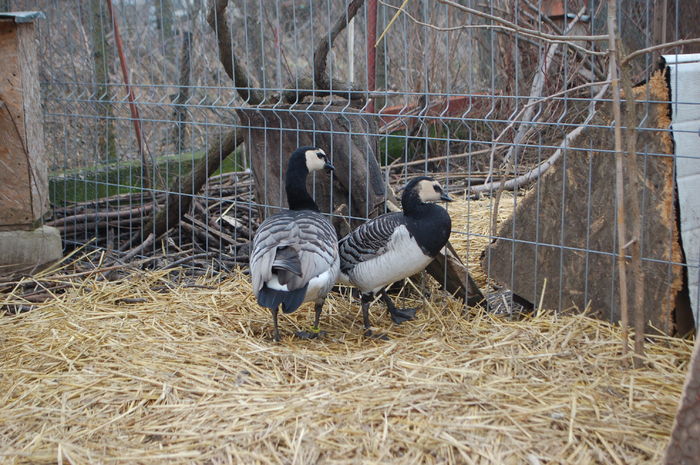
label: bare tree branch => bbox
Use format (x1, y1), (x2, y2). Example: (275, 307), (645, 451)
(437, 0), (608, 57)
(281, 76), (366, 104)
(501, 8), (586, 169)
(207, 0), (265, 105)
(469, 81), (610, 194)
(620, 50), (646, 367)
(622, 37), (700, 65)
(608, 0), (630, 360)
(313, 0), (365, 90)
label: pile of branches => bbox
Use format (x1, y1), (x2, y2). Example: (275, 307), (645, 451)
(46, 171), (257, 270)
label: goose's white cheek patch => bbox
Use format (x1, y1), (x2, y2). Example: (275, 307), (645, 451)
(305, 150), (327, 172)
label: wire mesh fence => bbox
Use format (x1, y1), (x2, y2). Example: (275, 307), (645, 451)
(7, 0), (699, 331)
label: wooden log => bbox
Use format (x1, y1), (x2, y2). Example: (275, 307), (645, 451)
(427, 242), (484, 306)
(482, 70), (686, 334)
(237, 104), (388, 231)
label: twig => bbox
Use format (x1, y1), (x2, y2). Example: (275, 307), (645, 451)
(608, 0), (630, 359)
(180, 221), (219, 248)
(469, 81), (610, 194)
(47, 206), (154, 227)
(121, 233), (155, 262)
(501, 8), (586, 168)
(386, 147), (496, 170)
(621, 37), (700, 65)
(437, 0), (608, 56)
(375, 0), (408, 47)
(161, 252), (219, 270)
(480, 82), (607, 190)
(184, 214), (239, 247)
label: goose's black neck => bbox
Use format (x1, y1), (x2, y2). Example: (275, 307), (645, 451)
(401, 184), (426, 217)
(401, 180), (452, 257)
(285, 154), (319, 211)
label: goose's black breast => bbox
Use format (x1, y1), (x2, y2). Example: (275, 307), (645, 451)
(404, 204), (452, 257)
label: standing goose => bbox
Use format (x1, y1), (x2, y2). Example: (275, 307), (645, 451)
(250, 146), (340, 342)
(338, 176), (453, 337)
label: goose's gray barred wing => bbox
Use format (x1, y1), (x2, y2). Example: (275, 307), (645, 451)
(250, 210), (338, 294)
(338, 212), (404, 273)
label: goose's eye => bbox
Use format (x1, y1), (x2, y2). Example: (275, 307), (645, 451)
(317, 153), (324, 159)
(433, 185), (441, 193)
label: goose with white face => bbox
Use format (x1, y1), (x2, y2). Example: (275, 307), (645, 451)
(304, 148), (335, 173)
(416, 178), (454, 203)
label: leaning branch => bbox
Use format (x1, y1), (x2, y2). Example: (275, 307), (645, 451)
(620, 48), (646, 367)
(469, 81), (610, 194)
(134, 130), (244, 248)
(107, 0), (151, 188)
(501, 8), (586, 168)
(207, 0), (265, 105)
(621, 37), (700, 65)
(437, 0), (608, 41)
(608, 0), (630, 360)
(313, 0), (365, 90)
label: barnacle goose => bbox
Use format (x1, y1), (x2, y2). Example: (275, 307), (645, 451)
(338, 176), (453, 338)
(249, 146), (340, 342)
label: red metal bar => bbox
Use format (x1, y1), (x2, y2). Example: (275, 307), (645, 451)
(106, 0), (149, 188)
(366, 0), (377, 114)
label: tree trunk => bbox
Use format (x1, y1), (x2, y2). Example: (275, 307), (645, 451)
(170, 30), (192, 152)
(237, 105), (388, 233)
(154, 0), (175, 63)
(89, 0), (117, 162)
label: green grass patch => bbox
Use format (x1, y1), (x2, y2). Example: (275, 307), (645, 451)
(50, 148), (244, 206)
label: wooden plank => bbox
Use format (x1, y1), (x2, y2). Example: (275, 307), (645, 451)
(18, 20), (48, 222)
(0, 21), (34, 229)
(482, 70), (684, 334)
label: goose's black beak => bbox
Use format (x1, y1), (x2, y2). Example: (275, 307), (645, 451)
(323, 161), (335, 172)
(440, 192), (454, 202)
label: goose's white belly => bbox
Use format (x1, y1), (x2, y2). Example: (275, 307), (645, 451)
(348, 226), (432, 294)
(304, 269), (334, 302)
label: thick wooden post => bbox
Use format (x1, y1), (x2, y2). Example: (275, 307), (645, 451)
(0, 12), (61, 271)
(0, 12), (48, 230)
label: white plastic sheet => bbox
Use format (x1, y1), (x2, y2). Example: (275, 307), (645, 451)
(665, 53), (700, 327)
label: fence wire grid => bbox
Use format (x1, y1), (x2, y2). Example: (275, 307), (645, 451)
(9, 0), (700, 329)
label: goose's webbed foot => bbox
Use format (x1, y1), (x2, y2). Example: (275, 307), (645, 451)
(380, 291), (417, 324)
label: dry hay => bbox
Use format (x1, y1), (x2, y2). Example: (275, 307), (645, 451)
(448, 192), (518, 289)
(0, 264), (693, 465)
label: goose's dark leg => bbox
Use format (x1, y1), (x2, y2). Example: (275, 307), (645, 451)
(380, 290), (417, 324)
(271, 305), (281, 342)
(296, 301), (326, 339)
(362, 293), (388, 340)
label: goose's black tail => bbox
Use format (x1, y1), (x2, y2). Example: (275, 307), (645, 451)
(257, 284), (308, 314)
